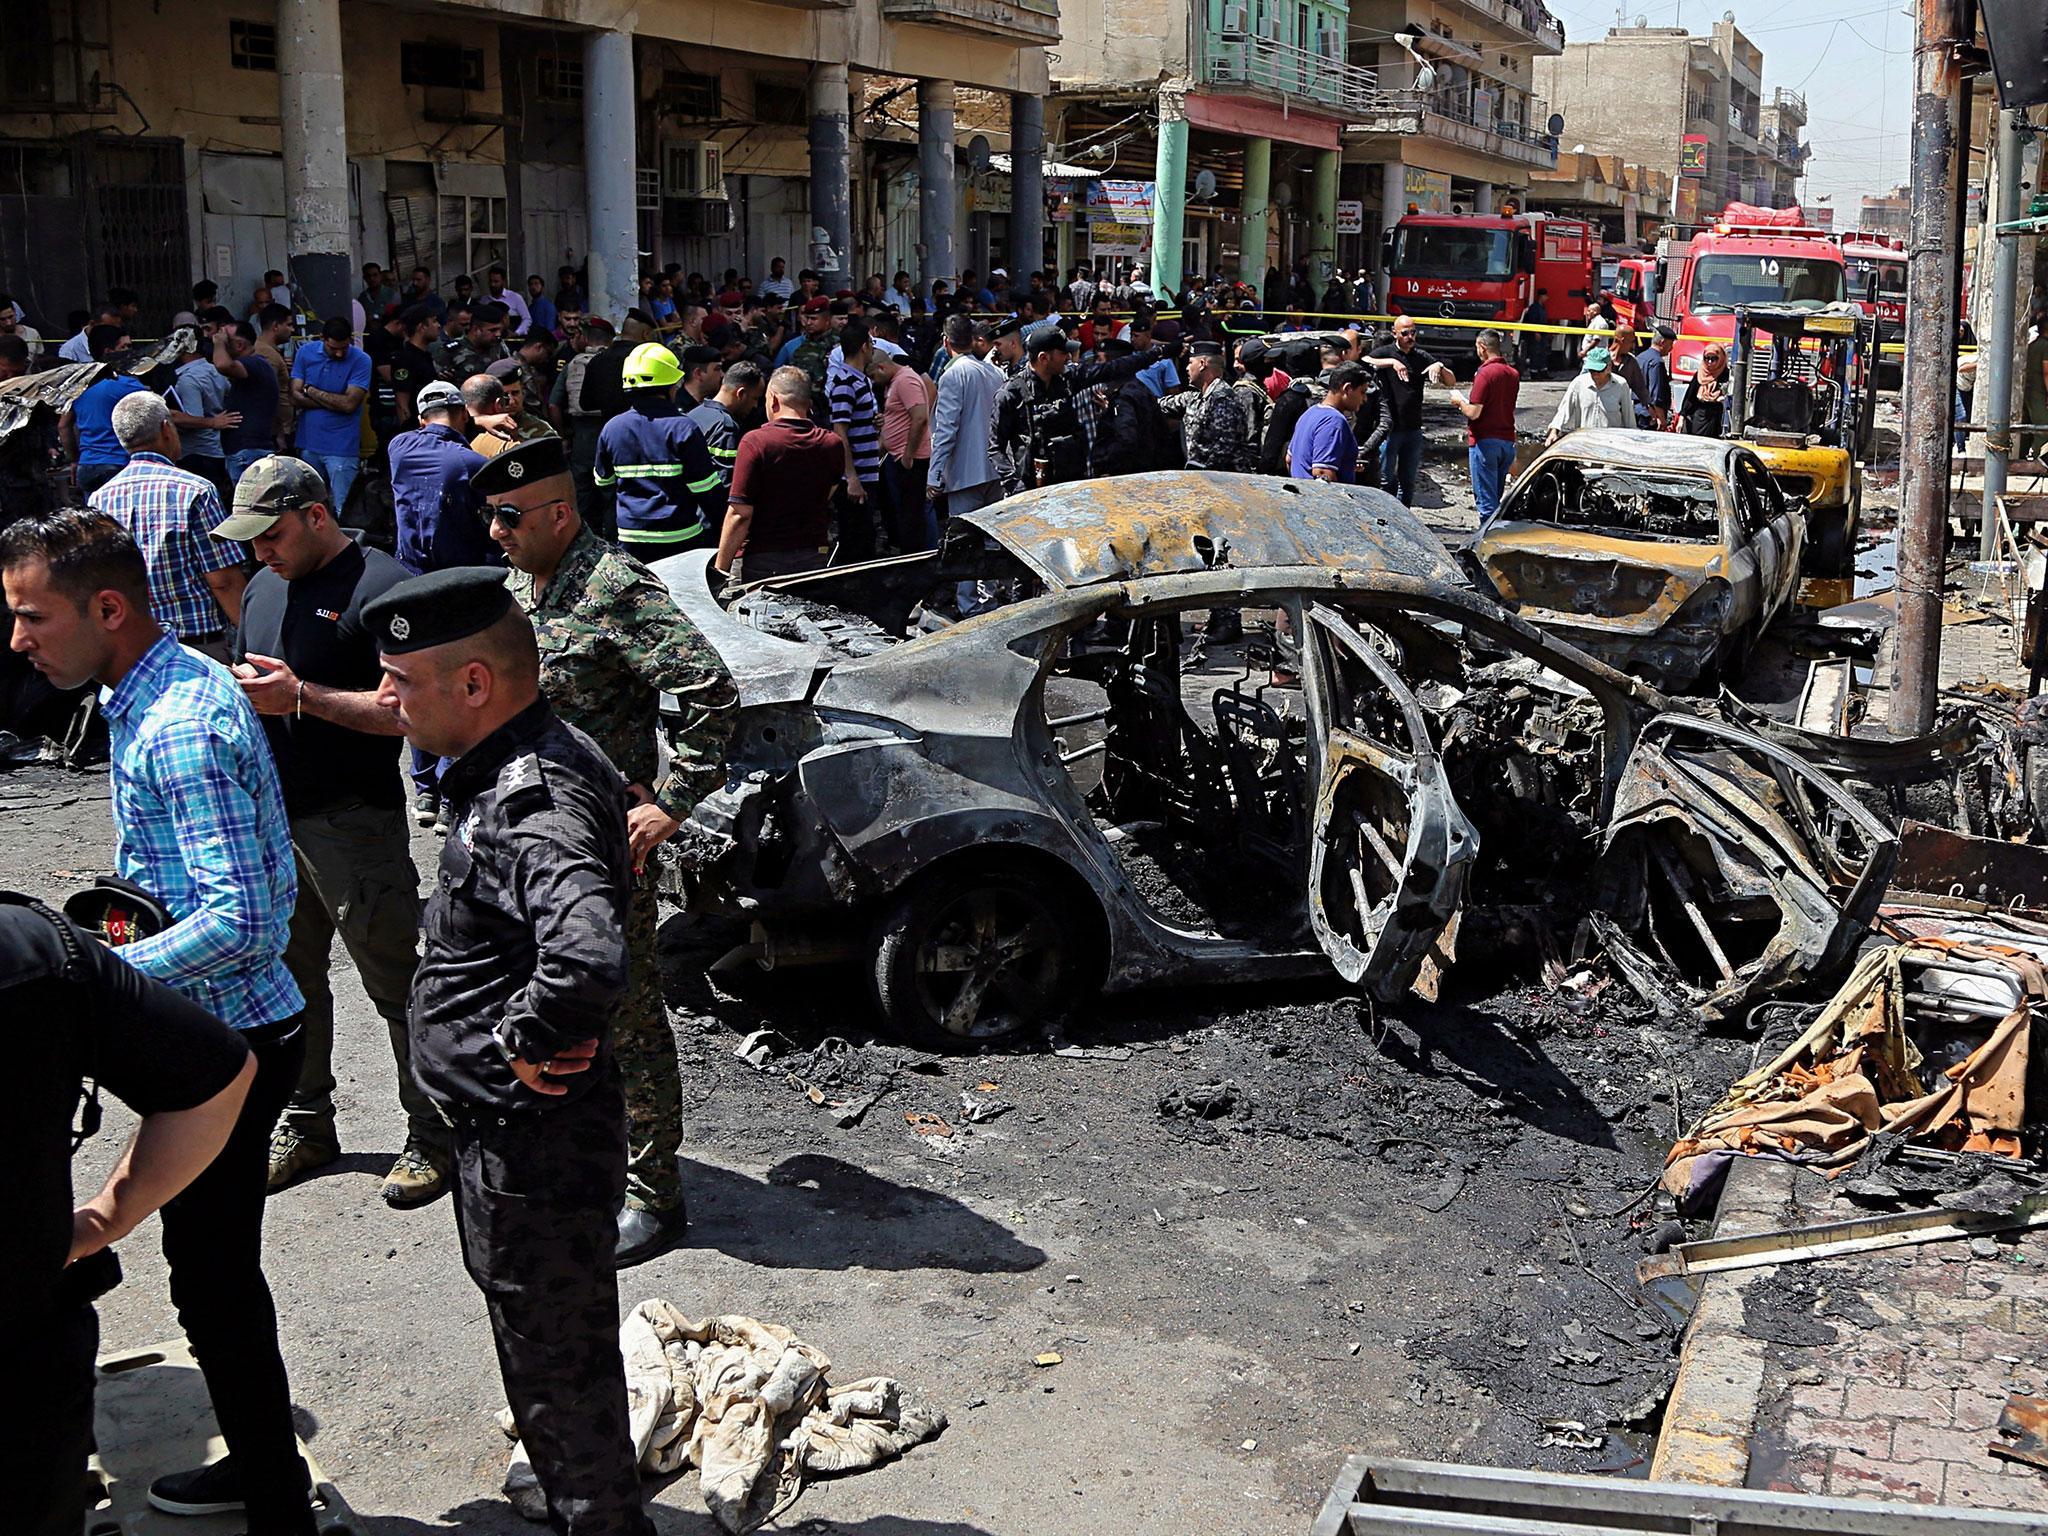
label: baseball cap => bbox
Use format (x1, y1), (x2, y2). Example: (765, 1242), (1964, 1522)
(212, 455), (328, 539)
(1583, 346), (1613, 372)
(416, 379), (464, 413)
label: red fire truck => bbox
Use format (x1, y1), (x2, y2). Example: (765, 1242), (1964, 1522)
(1838, 232), (1906, 385)
(1654, 203), (1849, 380)
(1382, 210), (1600, 371)
(1610, 256), (1657, 337)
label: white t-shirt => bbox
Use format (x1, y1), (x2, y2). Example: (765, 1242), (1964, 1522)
(59, 329), (94, 363)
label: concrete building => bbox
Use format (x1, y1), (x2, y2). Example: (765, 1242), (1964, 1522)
(0, 0), (1052, 331)
(1344, 0), (1567, 269)
(1050, 0), (1563, 298)
(1535, 16), (1795, 234)
(1524, 152), (1671, 247)
(1859, 186), (1911, 240)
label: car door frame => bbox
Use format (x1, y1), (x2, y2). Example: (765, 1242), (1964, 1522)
(1298, 601), (1480, 995)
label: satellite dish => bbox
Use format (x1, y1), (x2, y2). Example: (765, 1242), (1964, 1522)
(968, 135), (992, 173)
(1194, 168), (1218, 200)
(1272, 181), (1296, 209)
(1547, 112), (1566, 136)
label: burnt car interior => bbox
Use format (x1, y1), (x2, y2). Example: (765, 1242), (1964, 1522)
(1511, 461), (1723, 543)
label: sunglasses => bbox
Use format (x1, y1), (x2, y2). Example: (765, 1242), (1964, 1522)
(482, 496), (570, 529)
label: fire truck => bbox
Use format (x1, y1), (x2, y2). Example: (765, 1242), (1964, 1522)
(1838, 232), (1906, 385)
(1653, 204), (1849, 380)
(1382, 209), (1600, 371)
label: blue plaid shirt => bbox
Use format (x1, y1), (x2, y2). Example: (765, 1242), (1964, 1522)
(103, 635), (303, 1031)
(88, 452), (243, 640)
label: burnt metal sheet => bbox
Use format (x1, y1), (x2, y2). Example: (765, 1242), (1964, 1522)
(648, 549), (828, 708)
(957, 471), (1465, 591)
(1893, 820), (2048, 908)
(1519, 427), (1745, 478)
(0, 361), (105, 444)
(1991, 1394), (2048, 1472)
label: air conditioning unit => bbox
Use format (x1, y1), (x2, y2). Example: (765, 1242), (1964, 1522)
(1219, 3), (1248, 35)
(662, 198), (736, 238)
(664, 140), (725, 199)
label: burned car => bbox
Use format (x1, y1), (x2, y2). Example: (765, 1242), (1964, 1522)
(1472, 430), (1803, 692)
(654, 472), (1892, 1047)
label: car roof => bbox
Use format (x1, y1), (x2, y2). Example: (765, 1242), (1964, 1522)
(1532, 429), (1738, 477)
(958, 471), (1466, 590)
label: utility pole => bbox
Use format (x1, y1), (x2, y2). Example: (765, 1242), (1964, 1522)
(1979, 107), (2026, 558)
(1891, 0), (1971, 736)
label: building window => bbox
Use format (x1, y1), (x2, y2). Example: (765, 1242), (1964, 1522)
(753, 78), (806, 126)
(662, 68), (720, 119)
(536, 55), (583, 104)
(440, 194), (507, 284)
(402, 41), (485, 92)
(230, 20), (276, 72)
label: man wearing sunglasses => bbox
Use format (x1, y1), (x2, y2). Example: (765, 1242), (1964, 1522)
(474, 436), (735, 1267)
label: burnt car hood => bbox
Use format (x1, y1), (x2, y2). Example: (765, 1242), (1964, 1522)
(958, 471), (1466, 591)
(1476, 524), (1728, 636)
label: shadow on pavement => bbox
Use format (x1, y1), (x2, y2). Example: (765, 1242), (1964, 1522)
(680, 1153), (1046, 1274)
(365, 1498), (999, 1534)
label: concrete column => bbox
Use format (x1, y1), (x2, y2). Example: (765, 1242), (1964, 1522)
(1979, 108), (2026, 558)
(1150, 80), (1190, 297)
(809, 64), (853, 279)
(1473, 181), (1495, 215)
(1240, 137), (1272, 287)
(582, 29), (638, 325)
(916, 79), (957, 291)
(1308, 147), (1339, 285)
(1010, 92), (1046, 279)
(276, 0), (350, 324)
(1378, 160), (1404, 307)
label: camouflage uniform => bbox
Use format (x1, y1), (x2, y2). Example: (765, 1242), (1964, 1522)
(1174, 377), (1252, 471)
(436, 335), (512, 384)
(1230, 376), (1270, 472)
(790, 332), (835, 413)
(505, 525), (735, 1213)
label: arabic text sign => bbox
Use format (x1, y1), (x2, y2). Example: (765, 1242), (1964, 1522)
(1336, 199), (1364, 235)
(1086, 180), (1156, 225)
(1680, 134), (1708, 178)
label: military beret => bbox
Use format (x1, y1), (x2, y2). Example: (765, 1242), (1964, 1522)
(800, 297), (831, 315)
(362, 566), (513, 654)
(470, 435), (571, 499)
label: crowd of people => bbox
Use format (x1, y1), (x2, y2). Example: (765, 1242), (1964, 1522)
(4, 249), (1771, 1536)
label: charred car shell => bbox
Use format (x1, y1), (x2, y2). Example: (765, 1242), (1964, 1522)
(655, 470), (1892, 1048)
(1473, 430), (1804, 693)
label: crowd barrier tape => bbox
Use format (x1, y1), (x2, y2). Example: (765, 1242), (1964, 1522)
(972, 307), (1962, 359)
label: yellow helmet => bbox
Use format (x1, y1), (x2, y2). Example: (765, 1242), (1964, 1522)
(622, 341), (683, 391)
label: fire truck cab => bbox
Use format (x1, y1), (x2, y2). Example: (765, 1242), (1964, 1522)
(1655, 204), (1848, 380)
(1383, 210), (1600, 373)
(1838, 232), (1906, 385)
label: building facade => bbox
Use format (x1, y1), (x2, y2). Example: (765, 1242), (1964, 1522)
(1524, 152), (1672, 248)
(0, 0), (1053, 331)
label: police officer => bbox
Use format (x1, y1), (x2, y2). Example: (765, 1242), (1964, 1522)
(593, 343), (728, 557)
(475, 436), (735, 1265)
(12, 894), (254, 1536)
(1167, 341), (1251, 470)
(548, 315), (617, 531)
(365, 566), (653, 1536)
(990, 323), (1166, 496)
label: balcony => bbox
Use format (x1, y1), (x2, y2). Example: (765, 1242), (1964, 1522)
(1344, 91), (1559, 169)
(1440, 0), (1565, 51)
(1772, 86), (1807, 121)
(881, 0), (1058, 43)
(1203, 31), (1393, 115)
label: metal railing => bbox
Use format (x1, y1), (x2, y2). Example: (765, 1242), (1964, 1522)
(1202, 31), (1392, 115)
(1772, 86), (1807, 118)
(1438, 0), (1565, 49)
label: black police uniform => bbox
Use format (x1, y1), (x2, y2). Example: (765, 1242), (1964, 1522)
(989, 333), (1165, 497)
(7, 898), (250, 1536)
(365, 568), (652, 1536)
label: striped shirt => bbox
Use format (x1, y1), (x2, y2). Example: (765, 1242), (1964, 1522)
(826, 358), (882, 484)
(103, 635), (303, 1031)
(89, 452), (243, 640)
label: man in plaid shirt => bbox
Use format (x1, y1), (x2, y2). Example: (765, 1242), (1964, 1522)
(87, 391), (247, 659)
(0, 510), (316, 1536)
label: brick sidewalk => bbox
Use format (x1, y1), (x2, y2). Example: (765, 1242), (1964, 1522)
(1745, 1222), (2048, 1510)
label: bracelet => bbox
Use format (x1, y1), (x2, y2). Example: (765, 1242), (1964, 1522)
(295, 679), (304, 719)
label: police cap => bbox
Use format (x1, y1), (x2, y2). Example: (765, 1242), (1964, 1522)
(470, 435), (572, 500)
(362, 567), (513, 655)
(991, 315), (1024, 339)
(1025, 323), (1068, 357)
(1188, 340), (1224, 358)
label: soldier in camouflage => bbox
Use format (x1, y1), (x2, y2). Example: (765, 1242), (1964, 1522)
(471, 435), (736, 1268)
(787, 297), (837, 418)
(436, 299), (513, 384)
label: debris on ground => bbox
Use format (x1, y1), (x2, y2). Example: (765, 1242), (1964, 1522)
(503, 1302), (944, 1533)
(1991, 1394), (2048, 1472)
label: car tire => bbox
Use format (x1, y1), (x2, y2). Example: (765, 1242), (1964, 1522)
(869, 862), (1101, 1050)
(1806, 502), (1853, 580)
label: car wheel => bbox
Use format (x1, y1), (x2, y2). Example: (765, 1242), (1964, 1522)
(1806, 503), (1853, 580)
(869, 863), (1099, 1050)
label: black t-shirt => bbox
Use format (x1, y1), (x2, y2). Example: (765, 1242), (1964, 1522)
(236, 538), (411, 814)
(1369, 342), (1444, 432)
(8, 904), (248, 1319)
(390, 343), (437, 420)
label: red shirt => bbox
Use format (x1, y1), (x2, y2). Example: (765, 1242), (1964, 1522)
(729, 418), (844, 552)
(1467, 357), (1520, 443)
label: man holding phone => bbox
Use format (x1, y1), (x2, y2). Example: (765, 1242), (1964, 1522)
(210, 457), (451, 1210)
